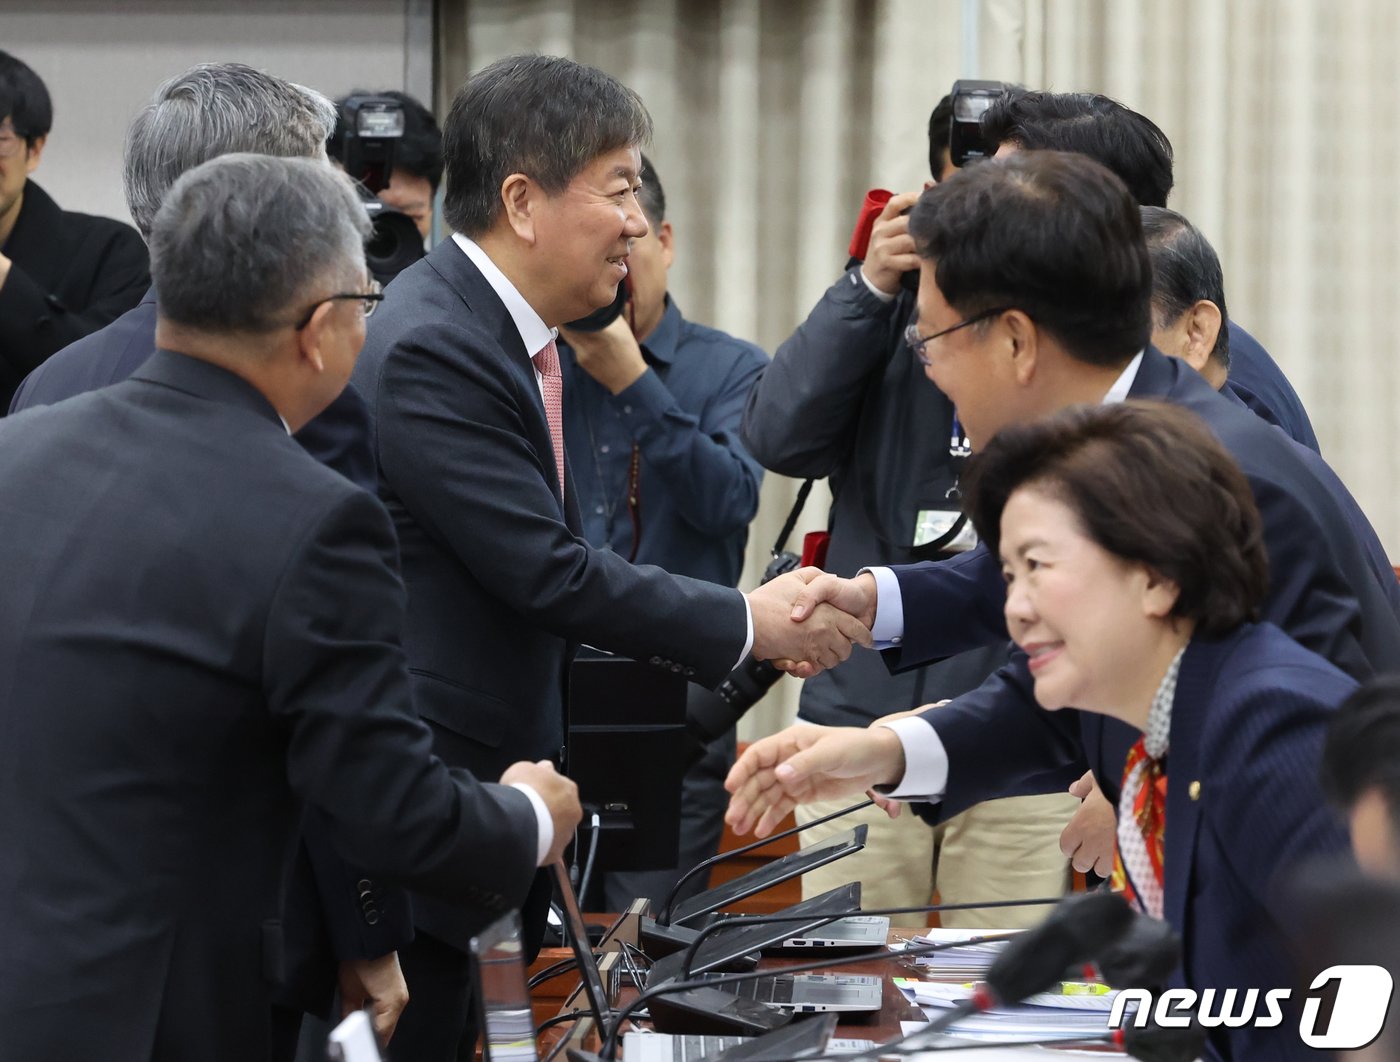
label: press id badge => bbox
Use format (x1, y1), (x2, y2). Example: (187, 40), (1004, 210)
(914, 508), (978, 554)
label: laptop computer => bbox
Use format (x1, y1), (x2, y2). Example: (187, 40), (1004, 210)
(665, 825), (869, 927)
(469, 911), (541, 1062)
(692, 972), (883, 1015)
(646, 883), (863, 984)
(622, 1013), (842, 1062)
(622, 1030), (877, 1062)
(776, 914), (891, 951)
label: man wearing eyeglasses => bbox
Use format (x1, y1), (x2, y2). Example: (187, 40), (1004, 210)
(8, 64), (417, 1057)
(0, 49), (148, 412)
(740, 95), (1078, 933)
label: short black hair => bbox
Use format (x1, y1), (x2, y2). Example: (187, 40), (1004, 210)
(1322, 678), (1400, 828)
(927, 94), (953, 178)
(441, 54), (651, 237)
(0, 49), (52, 144)
(638, 152), (665, 226)
(981, 90), (1173, 207)
(328, 89), (443, 191)
(908, 150), (1153, 367)
(963, 401), (1269, 638)
(1140, 206), (1231, 370)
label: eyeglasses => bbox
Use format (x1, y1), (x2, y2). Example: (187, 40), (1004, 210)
(904, 305), (1014, 365)
(294, 278), (384, 330)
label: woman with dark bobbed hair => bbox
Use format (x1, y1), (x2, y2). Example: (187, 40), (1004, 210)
(962, 400), (1355, 1061)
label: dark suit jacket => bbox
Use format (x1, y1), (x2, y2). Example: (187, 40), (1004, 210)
(0, 180), (148, 409)
(9, 289), (377, 492)
(945, 625), (1352, 1061)
(352, 240), (749, 949)
(6, 290), (401, 1018)
(886, 348), (1400, 727)
(0, 351), (538, 1061)
(1225, 320), (1320, 454)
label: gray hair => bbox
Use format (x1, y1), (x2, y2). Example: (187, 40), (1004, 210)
(442, 54), (652, 236)
(151, 153), (369, 335)
(124, 63), (337, 237)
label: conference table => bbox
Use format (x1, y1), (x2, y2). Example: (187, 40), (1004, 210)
(532, 923), (1127, 1061)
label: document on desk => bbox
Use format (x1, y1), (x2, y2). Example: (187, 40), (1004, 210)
(890, 927), (1011, 978)
(893, 981), (1124, 1046)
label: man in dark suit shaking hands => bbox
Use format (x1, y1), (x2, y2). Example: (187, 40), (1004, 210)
(0, 153), (581, 1062)
(352, 54), (871, 1060)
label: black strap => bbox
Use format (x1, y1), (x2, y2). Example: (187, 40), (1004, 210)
(773, 478), (815, 556)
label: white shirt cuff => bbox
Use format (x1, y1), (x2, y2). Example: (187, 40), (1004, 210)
(877, 717), (949, 801)
(735, 593), (754, 671)
(510, 782), (553, 866)
(860, 566), (905, 646)
(858, 268), (898, 303)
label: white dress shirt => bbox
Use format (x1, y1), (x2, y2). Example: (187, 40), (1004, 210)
(869, 352), (1146, 800)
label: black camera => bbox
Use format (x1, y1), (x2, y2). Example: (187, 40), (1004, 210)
(334, 95), (426, 284)
(949, 79), (1005, 168)
(684, 550), (801, 753)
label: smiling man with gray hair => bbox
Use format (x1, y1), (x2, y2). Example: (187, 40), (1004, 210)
(0, 152), (580, 1062)
(5, 63), (409, 1056)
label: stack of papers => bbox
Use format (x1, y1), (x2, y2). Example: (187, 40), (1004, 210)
(894, 978), (1125, 1045)
(891, 927), (1011, 978)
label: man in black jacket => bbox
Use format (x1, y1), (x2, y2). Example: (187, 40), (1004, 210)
(8, 63), (407, 1053)
(0, 152), (581, 1062)
(0, 49), (147, 409)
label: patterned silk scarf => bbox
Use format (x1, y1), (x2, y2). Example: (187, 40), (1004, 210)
(1110, 646), (1184, 920)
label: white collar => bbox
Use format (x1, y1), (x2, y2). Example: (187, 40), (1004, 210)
(452, 233), (556, 359)
(1101, 351), (1145, 405)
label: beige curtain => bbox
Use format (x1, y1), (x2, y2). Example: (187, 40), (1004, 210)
(437, 0), (1400, 738)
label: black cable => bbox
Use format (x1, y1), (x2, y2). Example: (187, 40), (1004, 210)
(528, 956), (579, 989)
(535, 1008), (587, 1036)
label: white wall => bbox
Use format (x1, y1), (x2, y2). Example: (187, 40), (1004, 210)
(2, 0), (415, 226)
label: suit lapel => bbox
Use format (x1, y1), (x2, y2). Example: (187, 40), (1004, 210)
(1162, 635), (1236, 935)
(423, 242), (572, 511)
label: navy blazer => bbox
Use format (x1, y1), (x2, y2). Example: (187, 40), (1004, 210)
(884, 356), (1400, 789)
(9, 289), (378, 492)
(945, 626), (1353, 1061)
(352, 240), (749, 948)
(0, 351), (538, 1061)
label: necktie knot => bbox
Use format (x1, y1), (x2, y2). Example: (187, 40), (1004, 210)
(536, 337), (560, 377)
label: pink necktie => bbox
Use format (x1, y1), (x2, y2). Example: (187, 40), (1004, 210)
(535, 338), (566, 502)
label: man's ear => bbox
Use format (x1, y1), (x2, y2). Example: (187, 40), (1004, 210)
(25, 133), (45, 176)
(1005, 309), (1039, 385)
(1182, 300), (1223, 374)
(500, 173), (539, 244)
(296, 301), (335, 374)
(657, 219), (675, 270)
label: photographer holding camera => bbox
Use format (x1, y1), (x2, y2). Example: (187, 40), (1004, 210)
(558, 153), (768, 911)
(740, 94), (1078, 928)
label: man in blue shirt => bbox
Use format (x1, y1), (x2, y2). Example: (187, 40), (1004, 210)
(558, 154), (767, 907)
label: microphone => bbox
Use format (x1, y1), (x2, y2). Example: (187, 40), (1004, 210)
(653, 798), (874, 926)
(914, 891), (1135, 1038)
(1081, 911), (1182, 989)
(1115, 1016), (1210, 1062)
